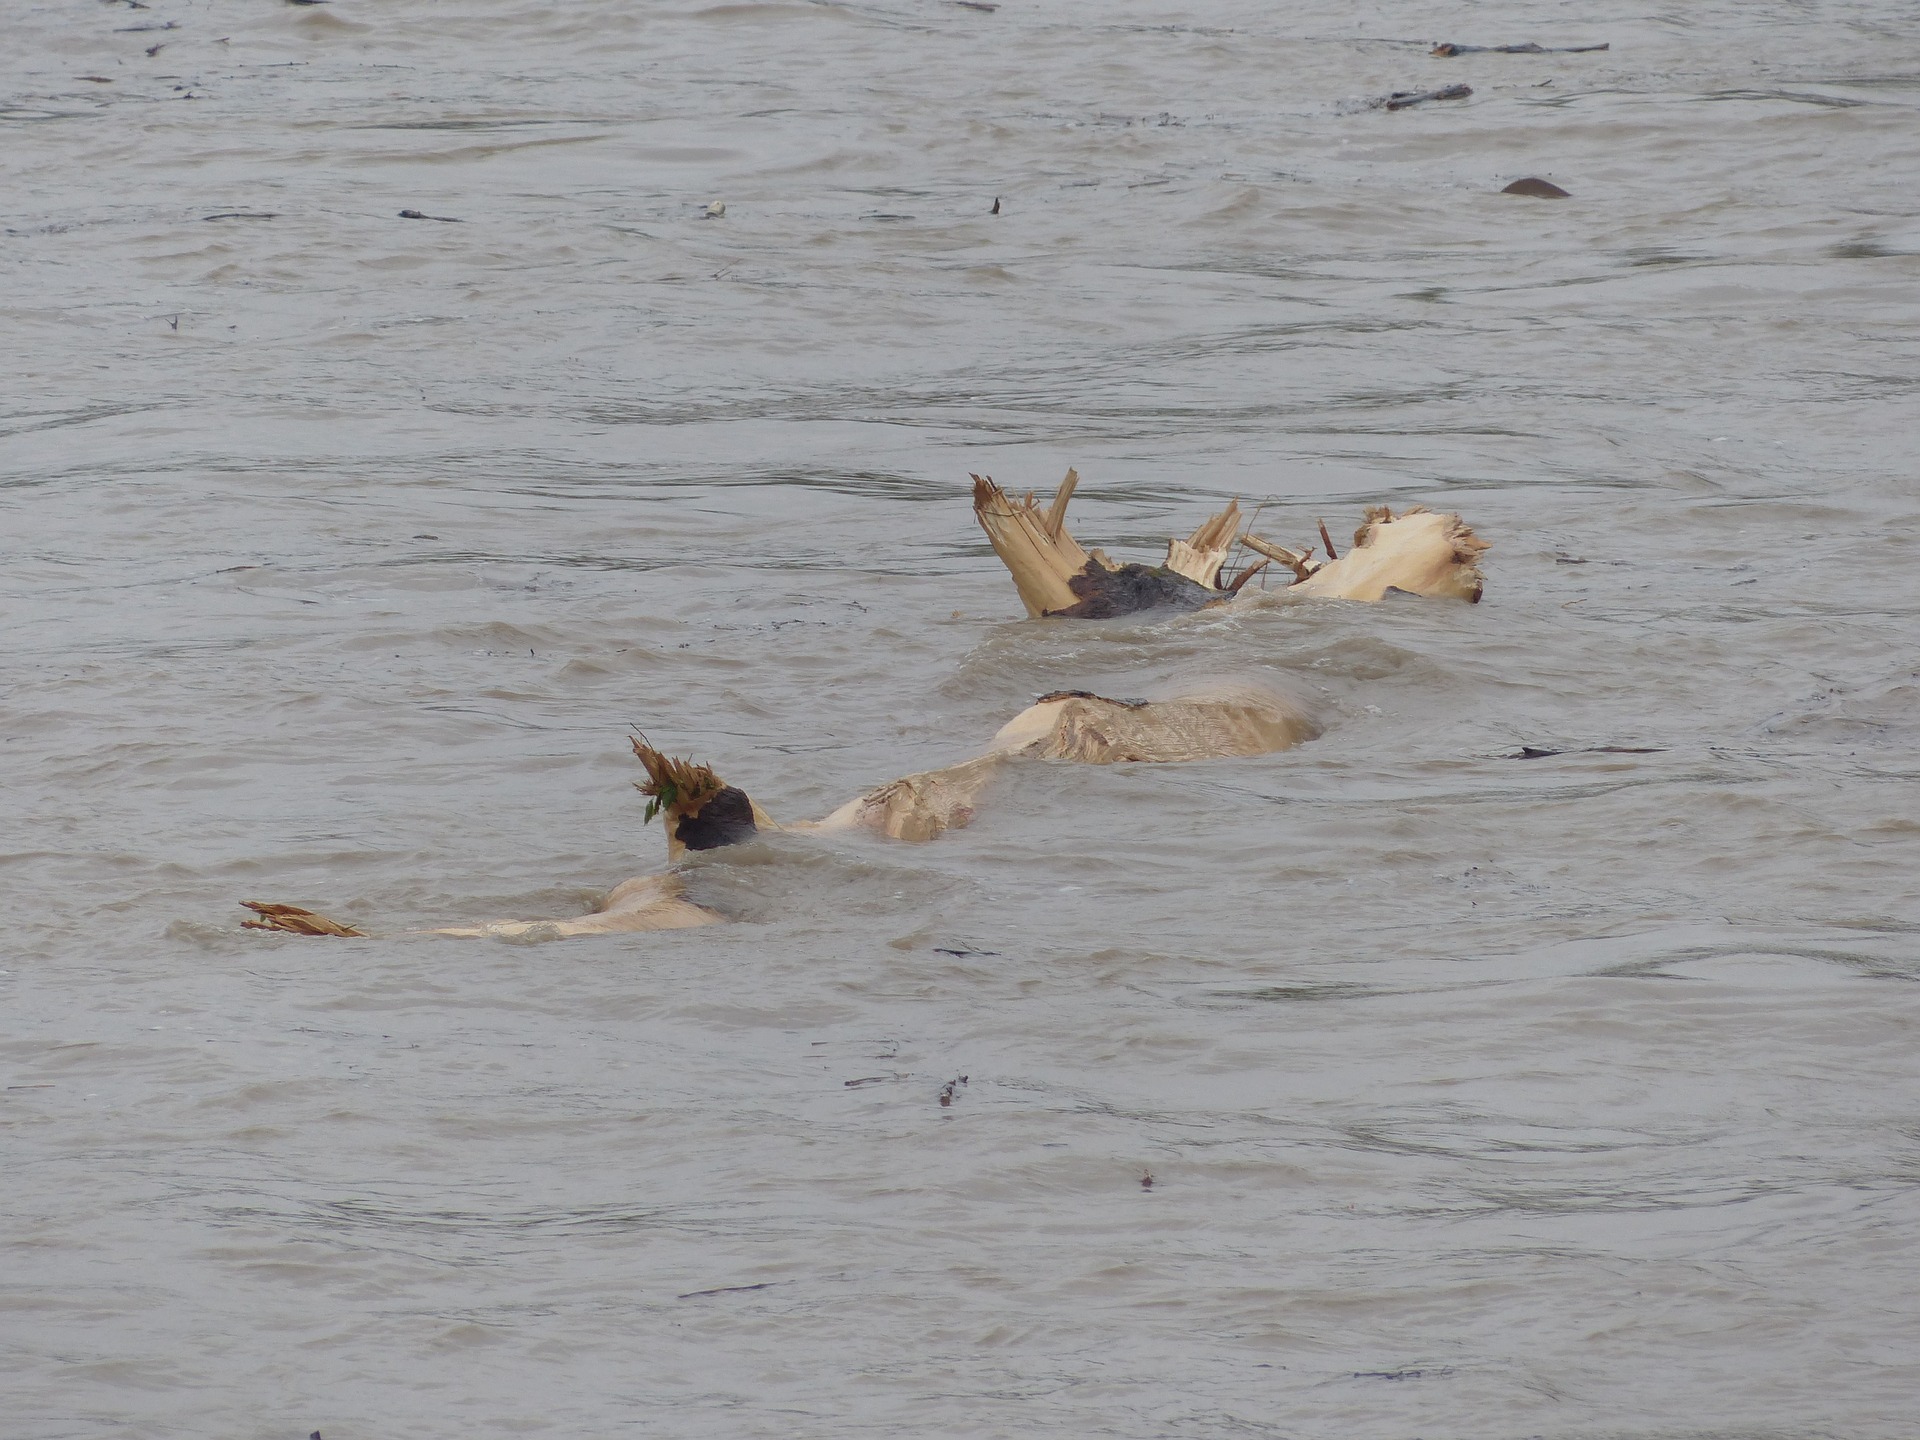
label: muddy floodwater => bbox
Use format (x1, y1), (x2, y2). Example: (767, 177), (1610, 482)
(5, 1), (1920, 1436)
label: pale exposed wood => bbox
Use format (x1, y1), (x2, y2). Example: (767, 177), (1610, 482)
(1239, 532), (1320, 582)
(974, 473), (1488, 613)
(424, 873), (719, 938)
(803, 685), (1319, 838)
(1163, 499), (1240, 588)
(971, 473), (1092, 617)
(986, 685), (1319, 763)
(803, 754), (1002, 842)
(1045, 467), (1078, 538)
(1286, 506), (1490, 602)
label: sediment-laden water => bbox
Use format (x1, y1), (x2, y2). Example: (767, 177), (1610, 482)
(5, 2), (1919, 1435)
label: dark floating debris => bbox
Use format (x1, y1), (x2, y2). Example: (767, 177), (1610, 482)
(1374, 84), (1472, 111)
(953, 0), (999, 10)
(75, 76), (115, 83)
(938, 1075), (969, 1107)
(204, 212), (278, 220)
(398, 209), (462, 222)
(676, 1281), (776, 1300)
(114, 20), (179, 31)
(1502, 177), (1571, 198)
(1141, 1170), (1154, 1191)
(1510, 745), (1665, 760)
(1431, 42), (1608, 56)
(989, 195), (1000, 215)
(1354, 1366), (1458, 1381)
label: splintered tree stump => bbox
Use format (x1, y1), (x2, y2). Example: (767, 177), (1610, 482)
(974, 474), (1489, 617)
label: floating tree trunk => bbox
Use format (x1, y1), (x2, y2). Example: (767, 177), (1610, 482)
(240, 685), (1319, 938)
(972, 472), (1488, 617)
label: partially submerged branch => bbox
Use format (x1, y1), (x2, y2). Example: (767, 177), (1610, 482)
(240, 901), (366, 937)
(974, 473), (1490, 616)
(1283, 506), (1490, 603)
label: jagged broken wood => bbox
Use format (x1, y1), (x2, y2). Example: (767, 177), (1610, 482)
(972, 472), (1488, 617)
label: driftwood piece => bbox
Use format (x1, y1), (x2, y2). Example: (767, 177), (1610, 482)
(1431, 42), (1608, 56)
(1284, 506), (1489, 603)
(1239, 532), (1319, 582)
(972, 473), (1218, 619)
(240, 901), (366, 937)
(970, 471), (1093, 617)
(987, 686), (1319, 764)
(976, 473), (1488, 615)
(1164, 500), (1241, 588)
(242, 679), (1323, 941)
(808, 754), (1002, 843)
(1374, 84), (1472, 111)
(425, 873), (719, 939)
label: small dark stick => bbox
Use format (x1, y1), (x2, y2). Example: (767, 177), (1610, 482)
(1225, 558), (1270, 594)
(1317, 519), (1339, 561)
(990, 196), (1000, 215)
(145, 43), (165, 56)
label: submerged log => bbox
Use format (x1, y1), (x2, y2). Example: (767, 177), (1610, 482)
(1501, 177), (1572, 199)
(986, 685), (1320, 763)
(808, 683), (1318, 841)
(426, 873), (718, 939)
(241, 685), (1319, 938)
(974, 474), (1489, 616)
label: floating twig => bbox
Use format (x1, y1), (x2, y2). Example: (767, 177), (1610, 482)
(677, 1281), (776, 1300)
(1374, 84), (1472, 111)
(1431, 42), (1608, 56)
